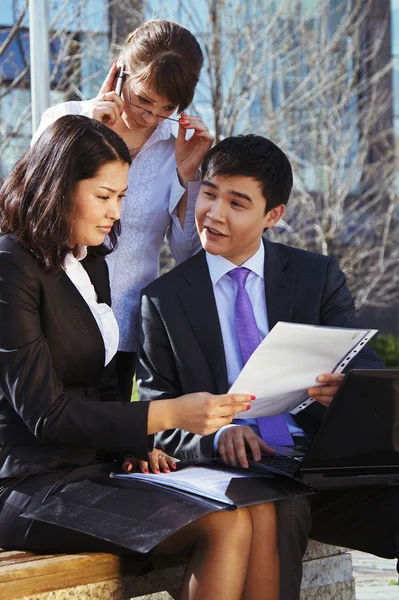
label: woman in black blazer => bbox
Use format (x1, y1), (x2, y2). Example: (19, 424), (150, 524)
(0, 115), (280, 600)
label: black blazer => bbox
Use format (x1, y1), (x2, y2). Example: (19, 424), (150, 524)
(137, 239), (384, 460)
(0, 234), (152, 479)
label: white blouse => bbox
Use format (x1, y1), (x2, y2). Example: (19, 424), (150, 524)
(63, 248), (119, 366)
(33, 101), (201, 352)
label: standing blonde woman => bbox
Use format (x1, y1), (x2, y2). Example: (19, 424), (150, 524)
(33, 20), (213, 399)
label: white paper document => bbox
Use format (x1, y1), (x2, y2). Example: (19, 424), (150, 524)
(114, 466), (263, 505)
(230, 322), (377, 418)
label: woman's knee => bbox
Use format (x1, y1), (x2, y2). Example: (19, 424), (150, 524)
(198, 507), (253, 543)
(248, 501), (277, 525)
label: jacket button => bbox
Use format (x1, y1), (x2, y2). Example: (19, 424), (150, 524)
(85, 386), (95, 397)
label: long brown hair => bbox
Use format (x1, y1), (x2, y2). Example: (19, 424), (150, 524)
(0, 115), (131, 272)
(122, 20), (203, 112)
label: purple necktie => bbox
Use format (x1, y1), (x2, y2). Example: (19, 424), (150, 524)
(228, 267), (294, 446)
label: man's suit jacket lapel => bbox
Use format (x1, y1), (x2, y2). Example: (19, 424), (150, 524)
(178, 251), (228, 394)
(263, 238), (295, 329)
(176, 242), (295, 392)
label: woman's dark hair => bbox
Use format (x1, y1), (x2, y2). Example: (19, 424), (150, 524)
(201, 135), (293, 212)
(122, 20), (203, 112)
(0, 114), (131, 272)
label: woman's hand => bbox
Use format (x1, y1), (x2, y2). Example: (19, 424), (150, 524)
(122, 448), (177, 474)
(88, 64), (124, 127)
(175, 115), (214, 188)
(147, 392), (254, 436)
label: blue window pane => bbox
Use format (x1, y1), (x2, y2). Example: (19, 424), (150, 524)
(49, 0), (109, 33)
(0, 87), (31, 136)
(0, 87), (31, 179)
(391, 2), (399, 55)
(393, 58), (399, 117)
(0, 29), (71, 86)
(0, 28), (29, 82)
(0, 1), (28, 27)
(79, 32), (109, 99)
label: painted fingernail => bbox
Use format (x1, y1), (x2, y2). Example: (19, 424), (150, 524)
(165, 468), (170, 473)
(171, 463), (177, 469)
(155, 468), (160, 473)
(120, 110), (123, 116)
(246, 404), (251, 410)
(143, 468), (149, 473)
(195, 131), (202, 135)
(250, 395), (256, 400)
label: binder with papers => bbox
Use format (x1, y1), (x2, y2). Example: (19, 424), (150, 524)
(112, 464), (311, 507)
(23, 464), (312, 553)
(229, 322), (377, 418)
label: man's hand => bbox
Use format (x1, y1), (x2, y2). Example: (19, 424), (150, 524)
(217, 425), (275, 469)
(308, 373), (345, 408)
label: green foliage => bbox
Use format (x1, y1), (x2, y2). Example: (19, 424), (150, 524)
(131, 376), (138, 402)
(369, 333), (399, 368)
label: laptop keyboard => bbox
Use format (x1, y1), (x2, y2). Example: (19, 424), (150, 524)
(257, 455), (302, 477)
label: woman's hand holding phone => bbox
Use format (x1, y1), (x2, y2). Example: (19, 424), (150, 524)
(89, 63), (124, 127)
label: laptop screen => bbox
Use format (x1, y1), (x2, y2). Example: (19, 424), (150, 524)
(301, 370), (399, 471)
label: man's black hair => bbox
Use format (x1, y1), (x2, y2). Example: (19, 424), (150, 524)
(201, 134), (293, 212)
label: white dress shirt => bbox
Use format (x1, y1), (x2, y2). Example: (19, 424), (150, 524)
(63, 248), (119, 366)
(33, 101), (201, 352)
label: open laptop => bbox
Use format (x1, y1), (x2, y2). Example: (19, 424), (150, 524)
(247, 369), (399, 489)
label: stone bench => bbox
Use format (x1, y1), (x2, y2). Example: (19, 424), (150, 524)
(0, 540), (355, 599)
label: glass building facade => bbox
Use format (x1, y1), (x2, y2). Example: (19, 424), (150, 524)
(1, 0), (398, 192)
(391, 0), (399, 190)
(0, 0), (110, 178)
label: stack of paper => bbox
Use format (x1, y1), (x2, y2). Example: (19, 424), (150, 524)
(230, 322), (377, 418)
(115, 466), (264, 505)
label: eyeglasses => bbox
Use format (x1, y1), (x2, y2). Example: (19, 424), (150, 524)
(126, 87), (180, 122)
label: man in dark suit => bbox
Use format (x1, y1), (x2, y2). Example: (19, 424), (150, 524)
(137, 135), (399, 599)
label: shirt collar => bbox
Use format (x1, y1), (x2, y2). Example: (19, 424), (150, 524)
(147, 117), (179, 146)
(206, 242), (265, 285)
(64, 245), (88, 265)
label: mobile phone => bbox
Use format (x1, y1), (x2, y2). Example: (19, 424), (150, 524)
(115, 64), (125, 96)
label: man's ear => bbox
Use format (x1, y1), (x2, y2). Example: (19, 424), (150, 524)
(264, 204), (285, 228)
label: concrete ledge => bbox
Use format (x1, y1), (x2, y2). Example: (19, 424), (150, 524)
(301, 541), (355, 600)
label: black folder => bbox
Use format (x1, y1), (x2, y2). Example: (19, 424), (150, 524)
(23, 465), (312, 553)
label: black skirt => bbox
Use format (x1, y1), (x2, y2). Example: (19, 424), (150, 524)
(0, 461), (222, 566)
